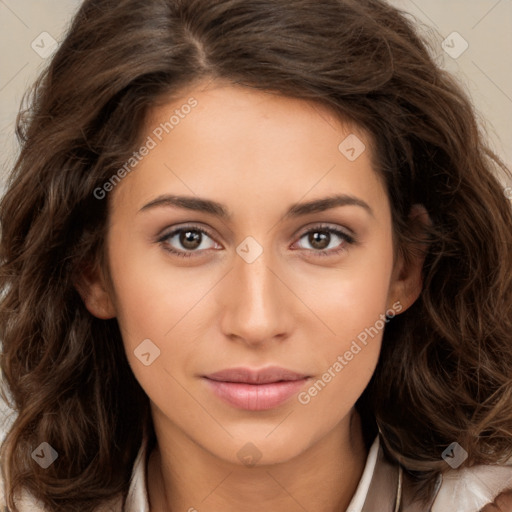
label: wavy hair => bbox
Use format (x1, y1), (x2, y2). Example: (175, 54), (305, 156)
(1, 0), (512, 510)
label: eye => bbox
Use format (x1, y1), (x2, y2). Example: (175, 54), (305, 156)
(158, 225), (220, 258)
(157, 223), (356, 259)
(292, 224), (356, 257)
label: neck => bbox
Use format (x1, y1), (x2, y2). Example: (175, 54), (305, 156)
(147, 409), (369, 512)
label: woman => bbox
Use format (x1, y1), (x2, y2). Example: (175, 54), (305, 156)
(1, 0), (511, 511)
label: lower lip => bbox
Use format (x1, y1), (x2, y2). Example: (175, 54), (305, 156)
(203, 378), (309, 411)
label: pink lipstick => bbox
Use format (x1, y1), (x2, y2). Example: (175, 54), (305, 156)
(203, 366), (309, 411)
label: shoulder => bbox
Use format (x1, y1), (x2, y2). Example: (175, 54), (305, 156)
(431, 461), (512, 512)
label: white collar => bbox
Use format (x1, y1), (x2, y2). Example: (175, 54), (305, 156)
(346, 436), (381, 511)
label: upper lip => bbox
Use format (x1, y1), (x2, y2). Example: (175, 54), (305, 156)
(204, 366), (309, 384)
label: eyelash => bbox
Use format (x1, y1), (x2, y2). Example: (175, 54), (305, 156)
(157, 224), (356, 259)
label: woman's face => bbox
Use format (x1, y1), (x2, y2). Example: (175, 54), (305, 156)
(84, 80), (422, 465)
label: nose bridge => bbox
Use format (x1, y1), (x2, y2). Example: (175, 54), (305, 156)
(219, 236), (292, 343)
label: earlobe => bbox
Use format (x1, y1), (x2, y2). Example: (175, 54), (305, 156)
(73, 262), (116, 320)
(388, 204), (431, 313)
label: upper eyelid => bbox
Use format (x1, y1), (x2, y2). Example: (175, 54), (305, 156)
(159, 224), (217, 243)
(295, 223), (355, 239)
(159, 223), (354, 247)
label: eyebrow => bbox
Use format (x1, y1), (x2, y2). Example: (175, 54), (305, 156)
(139, 193), (374, 219)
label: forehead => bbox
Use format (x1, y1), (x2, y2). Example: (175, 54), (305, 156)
(110, 81), (387, 218)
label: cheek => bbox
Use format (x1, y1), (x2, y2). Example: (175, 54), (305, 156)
(106, 228), (221, 392)
(106, 223), (203, 340)
(303, 231), (394, 394)
(311, 230), (394, 345)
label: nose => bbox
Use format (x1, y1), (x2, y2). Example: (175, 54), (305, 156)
(218, 241), (296, 347)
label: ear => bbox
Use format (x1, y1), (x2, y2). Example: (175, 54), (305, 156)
(387, 204), (431, 313)
(73, 260), (116, 320)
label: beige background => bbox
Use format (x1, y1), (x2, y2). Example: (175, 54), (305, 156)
(0, 1), (511, 427)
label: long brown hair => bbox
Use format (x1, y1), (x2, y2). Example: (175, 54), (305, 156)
(1, 0), (512, 510)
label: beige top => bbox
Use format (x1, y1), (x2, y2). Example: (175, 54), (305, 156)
(1, 434), (512, 511)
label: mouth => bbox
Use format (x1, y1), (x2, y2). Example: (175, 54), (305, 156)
(202, 366), (310, 411)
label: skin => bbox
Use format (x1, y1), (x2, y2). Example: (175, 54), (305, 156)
(78, 80), (425, 512)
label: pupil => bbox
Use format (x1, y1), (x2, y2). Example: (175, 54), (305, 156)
(310, 231), (329, 250)
(181, 230), (201, 250)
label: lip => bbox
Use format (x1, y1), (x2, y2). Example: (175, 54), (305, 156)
(203, 366), (310, 411)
